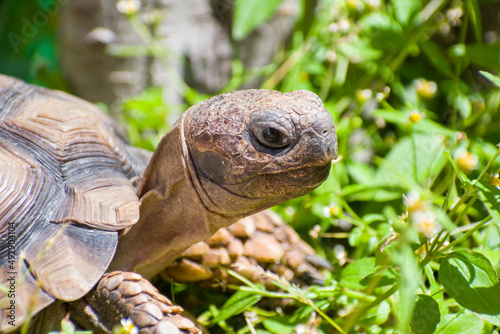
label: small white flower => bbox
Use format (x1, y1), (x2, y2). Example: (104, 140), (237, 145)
(413, 78), (437, 98)
(338, 18), (350, 32)
(412, 210), (442, 238)
(403, 190), (428, 212)
(356, 89), (372, 102)
(454, 148), (478, 172)
(120, 318), (138, 334)
(488, 173), (500, 189)
(117, 0), (141, 15)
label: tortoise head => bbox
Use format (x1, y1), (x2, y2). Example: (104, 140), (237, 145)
(182, 89), (337, 215)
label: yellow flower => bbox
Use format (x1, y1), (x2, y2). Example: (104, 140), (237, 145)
(487, 173), (500, 188)
(117, 0), (141, 15)
(403, 190), (428, 212)
(408, 109), (425, 123)
(455, 148), (478, 172)
(413, 79), (437, 98)
(356, 89), (372, 102)
(411, 210), (442, 238)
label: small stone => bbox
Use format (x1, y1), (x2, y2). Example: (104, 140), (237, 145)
(227, 238), (244, 259)
(230, 256), (258, 280)
(229, 218), (256, 238)
(182, 241), (210, 259)
(284, 249), (306, 268)
(202, 247), (231, 267)
(253, 213), (275, 232)
(297, 241), (316, 256)
(165, 259), (213, 282)
(283, 225), (300, 244)
(263, 210), (284, 226)
(244, 233), (284, 263)
(206, 228), (231, 246)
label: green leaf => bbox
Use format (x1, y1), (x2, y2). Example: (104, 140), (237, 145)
(436, 313), (484, 333)
(346, 160), (375, 185)
(450, 43), (500, 71)
(391, 0), (421, 26)
(359, 12), (402, 34)
(232, 0), (284, 40)
(60, 318), (75, 334)
(338, 37), (382, 62)
(465, 0), (482, 43)
(454, 92), (472, 119)
(340, 257), (379, 289)
(439, 250), (500, 325)
(262, 316), (296, 334)
(480, 70), (500, 87)
(476, 179), (500, 228)
(210, 290), (262, 324)
(410, 294), (440, 334)
(419, 39), (455, 78)
(363, 300), (391, 324)
(392, 243), (419, 324)
(375, 134), (447, 188)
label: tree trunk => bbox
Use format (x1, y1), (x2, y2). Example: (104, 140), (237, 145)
(59, 0), (299, 119)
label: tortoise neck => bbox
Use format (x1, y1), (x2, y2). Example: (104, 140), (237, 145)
(108, 123), (238, 279)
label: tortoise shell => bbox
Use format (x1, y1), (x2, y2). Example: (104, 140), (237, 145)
(0, 75), (147, 326)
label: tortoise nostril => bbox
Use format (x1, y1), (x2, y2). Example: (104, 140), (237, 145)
(322, 129), (328, 135)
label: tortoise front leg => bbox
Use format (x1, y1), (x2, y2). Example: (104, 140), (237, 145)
(69, 271), (200, 334)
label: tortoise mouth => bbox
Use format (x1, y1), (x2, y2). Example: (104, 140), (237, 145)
(218, 162), (332, 199)
(271, 162), (332, 190)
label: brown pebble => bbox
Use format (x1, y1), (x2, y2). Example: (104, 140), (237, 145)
(227, 238), (244, 259)
(182, 241), (210, 259)
(206, 228), (231, 246)
(202, 247), (231, 267)
(284, 249), (306, 268)
(229, 218), (256, 238)
(244, 233), (284, 263)
(164, 259), (213, 282)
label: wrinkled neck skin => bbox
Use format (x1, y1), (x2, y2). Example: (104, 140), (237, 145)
(108, 117), (267, 279)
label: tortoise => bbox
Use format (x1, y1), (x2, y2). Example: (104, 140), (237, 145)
(0, 74), (337, 333)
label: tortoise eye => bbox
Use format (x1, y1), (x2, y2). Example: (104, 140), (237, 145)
(262, 128), (281, 143)
(254, 127), (290, 149)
